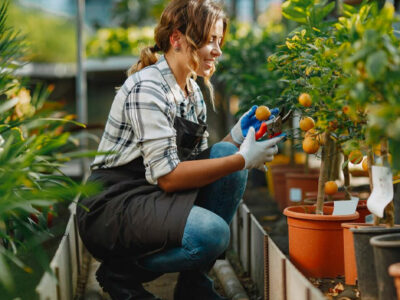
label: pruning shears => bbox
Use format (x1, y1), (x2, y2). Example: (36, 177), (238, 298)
(255, 108), (292, 140)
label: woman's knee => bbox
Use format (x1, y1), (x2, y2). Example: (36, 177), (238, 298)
(183, 206), (230, 265)
(210, 142), (238, 158)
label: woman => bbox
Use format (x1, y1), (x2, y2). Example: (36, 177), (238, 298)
(77, 0), (284, 299)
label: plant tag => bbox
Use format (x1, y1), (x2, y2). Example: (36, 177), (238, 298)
(332, 198), (359, 216)
(367, 166), (393, 218)
(289, 188), (302, 202)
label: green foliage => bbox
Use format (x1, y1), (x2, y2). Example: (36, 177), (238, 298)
(7, 2), (76, 62)
(337, 2), (400, 170)
(0, 2), (98, 289)
(86, 26), (155, 58)
(112, 0), (169, 27)
(217, 21), (287, 114)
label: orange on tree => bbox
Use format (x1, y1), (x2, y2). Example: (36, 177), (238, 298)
(302, 136), (320, 154)
(324, 181), (338, 195)
(342, 105), (351, 115)
(362, 157), (368, 171)
(349, 150), (363, 164)
(298, 93), (312, 107)
(299, 116), (315, 131)
(255, 105), (271, 121)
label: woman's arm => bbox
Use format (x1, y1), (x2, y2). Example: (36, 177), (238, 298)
(157, 154), (245, 193)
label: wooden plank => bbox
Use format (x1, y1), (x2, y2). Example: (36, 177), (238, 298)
(268, 236), (285, 300)
(239, 204), (251, 273)
(250, 214), (267, 299)
(286, 258), (326, 300)
(50, 236), (73, 300)
(231, 207), (239, 254)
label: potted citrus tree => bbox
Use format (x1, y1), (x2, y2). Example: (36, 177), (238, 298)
(267, 0), (364, 278)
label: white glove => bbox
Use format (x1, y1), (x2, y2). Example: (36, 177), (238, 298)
(237, 127), (283, 171)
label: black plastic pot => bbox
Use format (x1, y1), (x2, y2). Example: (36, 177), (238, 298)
(370, 233), (400, 300)
(351, 226), (400, 300)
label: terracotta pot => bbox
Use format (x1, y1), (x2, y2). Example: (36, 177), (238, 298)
(325, 199), (370, 222)
(269, 164), (305, 210)
(284, 172), (320, 208)
(370, 233), (400, 300)
(342, 223), (375, 285)
(389, 263), (400, 300)
(283, 205), (359, 278)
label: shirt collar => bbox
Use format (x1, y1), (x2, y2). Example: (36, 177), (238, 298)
(156, 55), (194, 102)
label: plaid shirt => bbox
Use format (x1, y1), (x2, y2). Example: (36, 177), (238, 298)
(91, 55), (209, 185)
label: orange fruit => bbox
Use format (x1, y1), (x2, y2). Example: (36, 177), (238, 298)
(305, 129), (325, 145)
(373, 144), (381, 156)
(299, 93), (312, 107)
(342, 105), (350, 115)
(349, 150), (363, 164)
(325, 181), (338, 195)
(255, 105), (271, 121)
(302, 137), (320, 154)
(362, 157), (368, 171)
(299, 117), (315, 131)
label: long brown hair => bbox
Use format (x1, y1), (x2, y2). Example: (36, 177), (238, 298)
(127, 0), (228, 107)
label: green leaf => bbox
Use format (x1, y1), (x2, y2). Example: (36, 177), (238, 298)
(389, 138), (400, 172)
(365, 50), (388, 80)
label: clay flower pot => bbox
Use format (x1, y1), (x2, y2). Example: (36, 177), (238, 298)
(341, 223), (375, 285)
(370, 233), (400, 300)
(389, 263), (400, 300)
(284, 172), (319, 208)
(351, 226), (400, 300)
(269, 164), (305, 210)
(283, 205), (359, 278)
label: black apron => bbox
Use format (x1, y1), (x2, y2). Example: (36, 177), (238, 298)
(77, 117), (208, 261)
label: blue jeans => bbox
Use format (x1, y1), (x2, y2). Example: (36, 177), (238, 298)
(138, 142), (248, 273)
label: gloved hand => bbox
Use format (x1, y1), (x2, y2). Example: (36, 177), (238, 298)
(237, 127), (285, 171)
(230, 105), (279, 145)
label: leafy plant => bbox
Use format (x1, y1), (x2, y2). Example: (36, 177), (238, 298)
(337, 2), (400, 226)
(7, 1), (76, 62)
(0, 2), (97, 289)
(217, 21), (287, 114)
(86, 26), (155, 58)
(267, 0), (365, 213)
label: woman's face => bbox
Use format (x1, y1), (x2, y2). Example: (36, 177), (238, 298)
(196, 18), (224, 77)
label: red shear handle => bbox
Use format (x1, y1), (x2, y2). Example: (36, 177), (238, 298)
(255, 123), (267, 140)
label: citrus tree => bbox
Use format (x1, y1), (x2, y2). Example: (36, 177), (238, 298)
(267, 0), (369, 214)
(337, 2), (400, 226)
(0, 2), (97, 289)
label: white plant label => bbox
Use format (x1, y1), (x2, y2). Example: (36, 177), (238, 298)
(367, 165), (393, 218)
(289, 188), (302, 202)
(332, 197), (359, 216)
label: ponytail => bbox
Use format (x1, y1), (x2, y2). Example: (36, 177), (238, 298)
(127, 44), (161, 76)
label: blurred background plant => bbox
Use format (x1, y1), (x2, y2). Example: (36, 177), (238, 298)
(111, 0), (169, 27)
(7, 1), (76, 62)
(217, 19), (287, 115)
(86, 26), (155, 58)
(0, 1), (98, 293)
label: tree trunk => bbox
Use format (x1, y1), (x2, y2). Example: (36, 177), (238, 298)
(343, 153), (352, 200)
(315, 132), (332, 215)
(381, 139), (394, 227)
